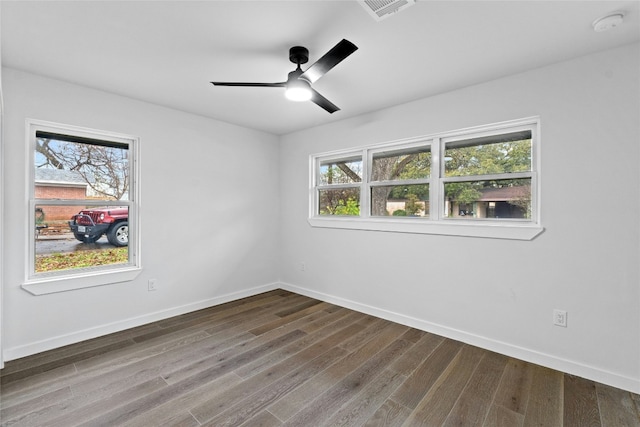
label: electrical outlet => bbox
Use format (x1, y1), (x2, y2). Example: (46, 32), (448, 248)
(553, 309), (567, 327)
(148, 279), (158, 291)
(300, 262), (306, 272)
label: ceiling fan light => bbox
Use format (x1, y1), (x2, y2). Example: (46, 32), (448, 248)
(285, 87), (312, 102)
(285, 79), (312, 102)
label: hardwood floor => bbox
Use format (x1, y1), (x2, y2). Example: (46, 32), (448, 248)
(1, 290), (639, 426)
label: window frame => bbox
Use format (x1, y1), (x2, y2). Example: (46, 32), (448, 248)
(309, 117), (543, 240)
(312, 150), (364, 217)
(439, 126), (536, 222)
(368, 139), (433, 219)
(23, 119), (141, 295)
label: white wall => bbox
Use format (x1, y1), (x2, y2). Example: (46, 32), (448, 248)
(279, 43), (640, 393)
(1, 68), (280, 359)
(2, 43), (638, 394)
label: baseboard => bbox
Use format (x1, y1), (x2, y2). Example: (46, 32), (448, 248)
(5, 280), (638, 394)
(3, 282), (280, 362)
(279, 281), (640, 394)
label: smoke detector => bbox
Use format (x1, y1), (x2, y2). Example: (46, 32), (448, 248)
(592, 12), (625, 32)
(358, 0), (416, 22)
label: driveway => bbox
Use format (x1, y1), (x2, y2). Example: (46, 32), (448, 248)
(35, 233), (116, 255)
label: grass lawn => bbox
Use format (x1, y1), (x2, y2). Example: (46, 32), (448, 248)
(36, 247), (128, 273)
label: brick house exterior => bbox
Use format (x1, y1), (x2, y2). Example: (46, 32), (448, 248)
(35, 169), (88, 221)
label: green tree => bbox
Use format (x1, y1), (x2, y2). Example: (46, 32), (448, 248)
(321, 138), (531, 218)
(443, 139), (531, 216)
(318, 161), (362, 216)
(319, 188), (360, 215)
(371, 150), (430, 216)
(333, 198), (360, 216)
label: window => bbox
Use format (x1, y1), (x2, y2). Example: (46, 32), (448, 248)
(317, 154), (362, 216)
(370, 145), (431, 218)
(24, 120), (140, 294)
(309, 117), (542, 240)
(442, 130), (533, 220)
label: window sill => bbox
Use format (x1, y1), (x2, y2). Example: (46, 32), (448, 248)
(308, 217), (544, 240)
(22, 266), (142, 295)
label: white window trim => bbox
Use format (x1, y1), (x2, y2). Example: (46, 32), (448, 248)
(23, 119), (141, 295)
(0, 81), (4, 369)
(309, 117), (543, 240)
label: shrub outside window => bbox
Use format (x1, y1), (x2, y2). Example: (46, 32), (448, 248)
(316, 155), (362, 216)
(310, 118), (541, 240)
(24, 120), (140, 294)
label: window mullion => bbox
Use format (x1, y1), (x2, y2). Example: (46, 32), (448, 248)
(442, 171), (532, 183)
(33, 199), (132, 206)
(370, 178), (430, 187)
(431, 137), (442, 220)
(361, 148), (370, 218)
(316, 183), (361, 191)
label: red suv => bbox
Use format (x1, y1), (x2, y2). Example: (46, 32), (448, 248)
(68, 207), (128, 246)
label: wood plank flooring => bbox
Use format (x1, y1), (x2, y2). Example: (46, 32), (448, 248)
(1, 290), (639, 426)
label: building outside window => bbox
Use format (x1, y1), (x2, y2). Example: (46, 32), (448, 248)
(369, 145), (431, 218)
(310, 118), (541, 240)
(442, 129), (534, 220)
(25, 120), (140, 294)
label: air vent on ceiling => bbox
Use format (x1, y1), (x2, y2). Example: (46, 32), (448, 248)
(358, 0), (415, 21)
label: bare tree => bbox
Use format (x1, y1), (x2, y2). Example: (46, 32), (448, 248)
(36, 137), (129, 200)
(35, 139), (65, 169)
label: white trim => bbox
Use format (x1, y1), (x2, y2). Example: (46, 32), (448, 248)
(310, 117), (541, 239)
(4, 280), (638, 394)
(32, 199), (131, 207)
(25, 119), (141, 292)
(4, 282), (280, 361)
(279, 282), (640, 394)
(308, 216), (544, 240)
(22, 266), (142, 295)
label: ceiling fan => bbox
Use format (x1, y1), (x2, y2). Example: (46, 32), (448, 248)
(211, 39), (358, 114)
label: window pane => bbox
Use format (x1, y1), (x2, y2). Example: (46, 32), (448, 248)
(371, 184), (429, 217)
(319, 158), (362, 185)
(35, 204), (129, 274)
(318, 188), (360, 216)
(444, 131), (531, 177)
(35, 137), (129, 201)
(371, 147), (431, 181)
(443, 178), (531, 219)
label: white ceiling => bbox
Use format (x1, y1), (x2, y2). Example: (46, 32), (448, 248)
(2, 1), (639, 135)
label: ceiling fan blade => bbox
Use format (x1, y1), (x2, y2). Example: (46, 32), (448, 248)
(310, 89), (340, 114)
(300, 39), (358, 84)
(211, 82), (286, 87)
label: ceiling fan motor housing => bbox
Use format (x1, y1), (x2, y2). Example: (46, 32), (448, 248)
(212, 39), (357, 114)
(289, 46), (309, 65)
